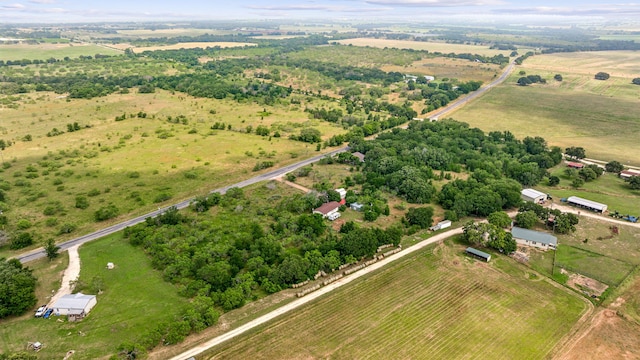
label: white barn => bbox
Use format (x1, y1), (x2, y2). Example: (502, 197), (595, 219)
(521, 188), (546, 204)
(52, 293), (97, 318)
(566, 196), (608, 213)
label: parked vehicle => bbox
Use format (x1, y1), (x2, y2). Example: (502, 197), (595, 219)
(34, 305), (47, 317)
(43, 308), (54, 319)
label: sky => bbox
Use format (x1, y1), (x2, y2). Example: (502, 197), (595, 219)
(1, 0), (639, 24)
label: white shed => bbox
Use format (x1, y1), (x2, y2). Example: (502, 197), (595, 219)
(52, 293), (97, 317)
(429, 220), (452, 231)
(521, 188), (546, 203)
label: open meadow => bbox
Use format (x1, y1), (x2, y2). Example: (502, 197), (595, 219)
(450, 78), (640, 166)
(0, 89), (346, 256)
(110, 42), (257, 53)
(0, 233), (190, 358)
(205, 240), (588, 360)
(0, 43), (121, 61)
(336, 38), (511, 57)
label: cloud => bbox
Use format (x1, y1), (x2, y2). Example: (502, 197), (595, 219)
(365, 0), (504, 7)
(29, 0), (56, 4)
(247, 3), (388, 13)
(491, 4), (640, 16)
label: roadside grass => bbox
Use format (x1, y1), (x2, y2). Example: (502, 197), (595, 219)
(0, 43), (120, 61)
(554, 245), (633, 286)
(336, 38), (511, 57)
(450, 79), (640, 166)
(204, 241), (587, 360)
(0, 89), (347, 256)
(0, 233), (190, 359)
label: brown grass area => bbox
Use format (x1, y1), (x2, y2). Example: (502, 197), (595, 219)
(380, 57), (502, 83)
(336, 38), (510, 57)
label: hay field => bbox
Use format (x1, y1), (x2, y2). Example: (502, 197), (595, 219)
(381, 57), (502, 83)
(336, 38), (510, 56)
(521, 51), (640, 79)
(0, 89), (345, 250)
(206, 242), (587, 359)
(109, 42), (257, 52)
(0, 43), (120, 61)
(115, 28), (229, 38)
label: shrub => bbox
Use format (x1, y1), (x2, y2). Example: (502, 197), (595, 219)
(10, 232), (34, 249)
(153, 192), (172, 203)
(16, 219), (32, 230)
(75, 195), (89, 209)
(94, 204), (119, 221)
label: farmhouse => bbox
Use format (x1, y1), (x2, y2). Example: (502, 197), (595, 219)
(313, 201), (341, 219)
(352, 152), (365, 163)
(465, 247), (491, 262)
(430, 220), (452, 231)
(52, 293), (97, 320)
(566, 196), (607, 213)
(521, 188), (546, 204)
(511, 227), (557, 250)
(620, 169), (640, 180)
(566, 161), (584, 169)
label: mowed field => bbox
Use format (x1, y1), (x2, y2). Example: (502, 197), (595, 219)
(0, 43), (120, 61)
(336, 38), (510, 57)
(381, 57), (502, 83)
(450, 51), (640, 166)
(206, 241), (588, 360)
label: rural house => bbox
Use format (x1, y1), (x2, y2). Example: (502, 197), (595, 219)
(313, 201), (341, 219)
(521, 188), (547, 204)
(52, 293), (97, 321)
(511, 227), (557, 250)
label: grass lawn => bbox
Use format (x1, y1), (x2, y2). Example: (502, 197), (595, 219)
(205, 240), (587, 359)
(0, 233), (190, 359)
(0, 43), (120, 61)
(554, 245), (634, 286)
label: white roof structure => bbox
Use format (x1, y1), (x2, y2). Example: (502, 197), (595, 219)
(567, 196), (607, 212)
(521, 188), (546, 199)
(53, 293), (96, 311)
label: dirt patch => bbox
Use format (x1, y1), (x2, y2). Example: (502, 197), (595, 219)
(565, 271), (609, 298)
(48, 244), (81, 307)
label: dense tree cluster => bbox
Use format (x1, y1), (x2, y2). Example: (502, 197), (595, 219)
(349, 120), (562, 218)
(462, 221), (516, 254)
(0, 258), (37, 318)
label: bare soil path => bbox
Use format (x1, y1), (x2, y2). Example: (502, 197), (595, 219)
(48, 244), (81, 307)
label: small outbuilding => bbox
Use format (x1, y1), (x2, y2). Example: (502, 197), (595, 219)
(566, 161), (584, 169)
(620, 169), (640, 180)
(350, 202), (364, 212)
(430, 220), (452, 231)
(511, 227), (557, 250)
(335, 188), (347, 199)
(521, 188), (547, 204)
(352, 152), (365, 163)
(566, 196), (607, 213)
(466, 247), (491, 262)
(313, 201), (341, 219)
(52, 293), (97, 319)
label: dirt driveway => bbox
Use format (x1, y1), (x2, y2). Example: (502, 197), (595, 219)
(48, 244), (81, 307)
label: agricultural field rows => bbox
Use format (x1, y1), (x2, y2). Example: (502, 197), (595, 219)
(207, 242), (587, 359)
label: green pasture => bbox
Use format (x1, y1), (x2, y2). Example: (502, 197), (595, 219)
(336, 38), (511, 57)
(554, 245), (633, 286)
(0, 44), (120, 61)
(206, 242), (587, 359)
(0, 89), (347, 256)
(288, 44), (424, 67)
(0, 233), (190, 359)
(450, 78), (640, 166)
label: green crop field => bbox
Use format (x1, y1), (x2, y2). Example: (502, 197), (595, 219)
(205, 241), (588, 359)
(0, 233), (190, 358)
(336, 38), (511, 57)
(0, 43), (120, 61)
(0, 89), (346, 257)
(449, 77), (640, 166)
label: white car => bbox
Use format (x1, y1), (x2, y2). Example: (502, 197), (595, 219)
(34, 305), (47, 317)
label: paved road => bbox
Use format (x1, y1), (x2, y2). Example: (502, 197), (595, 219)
(427, 61), (515, 121)
(168, 227), (465, 360)
(16, 147), (347, 263)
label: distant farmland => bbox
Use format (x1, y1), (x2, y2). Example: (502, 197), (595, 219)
(206, 242), (588, 359)
(336, 38), (510, 57)
(0, 43), (120, 61)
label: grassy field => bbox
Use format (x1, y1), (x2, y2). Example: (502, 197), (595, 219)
(450, 75), (640, 166)
(555, 245), (634, 286)
(205, 240), (587, 359)
(381, 57), (502, 83)
(0, 43), (120, 61)
(110, 42), (257, 53)
(336, 38), (511, 57)
(0, 89), (346, 256)
(0, 233), (190, 359)
(521, 51), (640, 80)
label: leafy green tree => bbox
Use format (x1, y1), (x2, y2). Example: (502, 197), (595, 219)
(565, 146), (586, 159)
(487, 211), (512, 228)
(405, 207), (434, 229)
(487, 228), (516, 254)
(94, 204), (119, 221)
(517, 77), (532, 86)
(629, 176), (640, 190)
(10, 232), (33, 250)
(554, 74), (563, 81)
(0, 258), (37, 318)
(605, 161), (624, 173)
(579, 167), (598, 181)
(515, 211), (538, 229)
(548, 175), (560, 186)
(594, 72), (610, 80)
(553, 213), (579, 234)
(44, 238), (60, 260)
(571, 178), (584, 188)
(633, 78), (640, 85)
